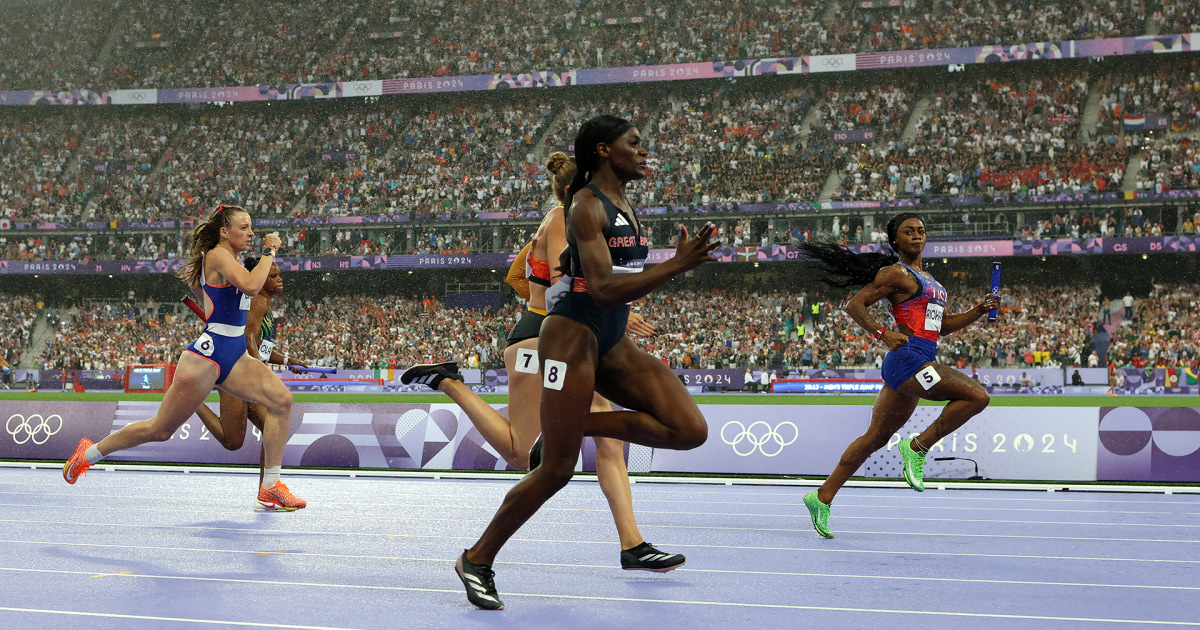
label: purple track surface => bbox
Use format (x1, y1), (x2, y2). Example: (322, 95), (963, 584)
(0, 469), (1197, 629)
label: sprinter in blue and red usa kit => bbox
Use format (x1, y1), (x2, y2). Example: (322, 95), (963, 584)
(798, 213), (1003, 538)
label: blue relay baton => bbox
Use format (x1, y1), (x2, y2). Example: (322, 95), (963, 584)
(988, 261), (1001, 323)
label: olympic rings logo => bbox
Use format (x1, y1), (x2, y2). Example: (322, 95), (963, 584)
(720, 420), (798, 457)
(6, 413), (64, 445)
(821, 58), (844, 68)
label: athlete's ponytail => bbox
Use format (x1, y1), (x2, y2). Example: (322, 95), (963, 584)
(177, 204), (247, 287)
(799, 212), (923, 289)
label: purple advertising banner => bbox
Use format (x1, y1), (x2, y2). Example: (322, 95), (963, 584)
(5, 34), (1195, 107)
(3, 235), (1193, 275)
(14, 399), (1193, 481)
(649, 405), (1099, 480)
(1097, 407), (1200, 482)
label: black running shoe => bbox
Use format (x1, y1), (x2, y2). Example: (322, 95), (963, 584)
(400, 362), (462, 390)
(456, 551), (504, 610)
(620, 542), (686, 572)
(527, 434), (544, 470)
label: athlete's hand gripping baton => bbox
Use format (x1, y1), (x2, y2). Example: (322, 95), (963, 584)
(988, 262), (1002, 323)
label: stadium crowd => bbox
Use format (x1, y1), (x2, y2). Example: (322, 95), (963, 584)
(0, 0), (1174, 91)
(12, 278), (1196, 377)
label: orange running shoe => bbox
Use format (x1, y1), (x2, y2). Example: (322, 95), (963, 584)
(257, 480), (306, 511)
(63, 438), (94, 485)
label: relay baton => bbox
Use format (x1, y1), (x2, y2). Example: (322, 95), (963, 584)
(288, 365), (337, 374)
(987, 261), (1001, 323)
(181, 295), (205, 321)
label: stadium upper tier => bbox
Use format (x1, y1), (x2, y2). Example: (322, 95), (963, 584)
(3, 56), (1199, 235)
(0, 0), (1176, 91)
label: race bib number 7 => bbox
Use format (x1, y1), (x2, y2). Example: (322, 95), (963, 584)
(514, 348), (539, 374)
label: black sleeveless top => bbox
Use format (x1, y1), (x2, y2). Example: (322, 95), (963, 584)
(567, 183), (649, 293)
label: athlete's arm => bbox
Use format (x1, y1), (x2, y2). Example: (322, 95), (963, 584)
(244, 294), (271, 362)
(570, 190), (717, 311)
(845, 265), (912, 351)
(941, 293), (1003, 336)
(206, 246), (275, 296)
(505, 242), (531, 301)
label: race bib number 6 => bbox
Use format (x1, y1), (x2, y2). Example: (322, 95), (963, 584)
(195, 333), (215, 357)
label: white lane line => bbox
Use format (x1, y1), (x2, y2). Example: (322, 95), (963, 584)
(1, 532), (1196, 567)
(0, 539), (1196, 591)
(0, 568), (1197, 626)
(0, 606), (367, 630)
(2, 516), (1197, 545)
(1, 503), (1196, 532)
(5, 489), (1196, 516)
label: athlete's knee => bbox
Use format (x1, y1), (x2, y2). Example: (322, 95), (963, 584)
(593, 437), (625, 464)
(541, 462), (576, 491)
(146, 424), (178, 442)
(673, 414), (708, 450)
(968, 386), (991, 410)
(216, 433), (246, 451)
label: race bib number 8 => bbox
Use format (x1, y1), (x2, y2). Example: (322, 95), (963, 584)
(925, 303), (944, 333)
(514, 348), (539, 374)
(195, 333), (215, 357)
(543, 360), (567, 390)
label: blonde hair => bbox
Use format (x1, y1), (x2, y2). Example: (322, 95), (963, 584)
(545, 151), (577, 204)
(176, 205), (247, 287)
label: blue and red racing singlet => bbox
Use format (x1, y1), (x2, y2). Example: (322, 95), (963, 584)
(891, 261), (948, 343)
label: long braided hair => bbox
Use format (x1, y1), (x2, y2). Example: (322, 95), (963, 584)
(176, 204), (246, 287)
(799, 212), (924, 289)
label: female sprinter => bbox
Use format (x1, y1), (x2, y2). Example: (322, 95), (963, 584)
(191, 256), (308, 500)
(63, 205), (304, 511)
(453, 115), (719, 610)
(403, 151), (684, 572)
(799, 212), (1002, 538)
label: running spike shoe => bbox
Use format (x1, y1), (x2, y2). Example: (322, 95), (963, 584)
(620, 542), (686, 572)
(400, 362), (463, 390)
(257, 480), (307, 511)
(456, 551), (504, 610)
(63, 438), (94, 485)
(803, 491), (834, 539)
(898, 438), (926, 492)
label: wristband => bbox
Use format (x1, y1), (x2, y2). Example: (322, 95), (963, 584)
(874, 327), (886, 340)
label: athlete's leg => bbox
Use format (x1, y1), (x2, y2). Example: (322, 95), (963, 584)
(816, 384), (919, 504)
(586, 338), (708, 450)
(466, 316), (598, 566)
(588, 395), (645, 549)
(194, 390), (250, 451)
(93, 353), (219, 455)
(246, 402), (268, 488)
(437, 340), (541, 469)
(899, 363), (990, 453)
(217, 356), (292, 472)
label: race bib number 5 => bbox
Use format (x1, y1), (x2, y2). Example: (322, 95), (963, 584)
(925, 303), (944, 333)
(194, 333), (215, 357)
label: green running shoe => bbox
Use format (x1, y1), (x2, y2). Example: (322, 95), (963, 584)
(803, 491), (834, 539)
(898, 438), (926, 492)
